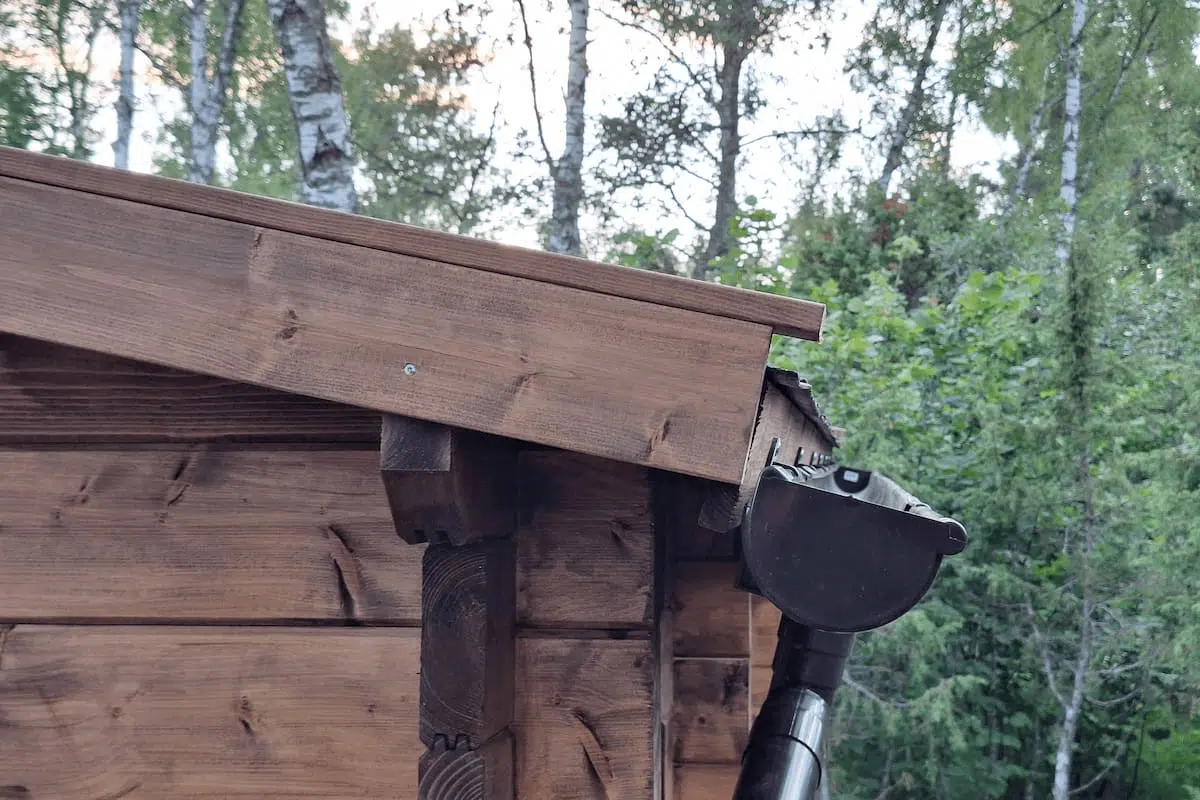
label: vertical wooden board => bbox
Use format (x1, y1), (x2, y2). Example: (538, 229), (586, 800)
(672, 659), (750, 765)
(515, 638), (654, 799)
(673, 562), (750, 658)
(516, 452), (654, 630)
(0, 447), (421, 622)
(0, 626), (420, 798)
(750, 597), (783, 712)
(674, 764), (740, 799)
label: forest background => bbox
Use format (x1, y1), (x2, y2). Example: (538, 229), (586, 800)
(1, 0), (1198, 797)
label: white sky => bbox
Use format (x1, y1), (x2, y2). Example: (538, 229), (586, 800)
(78, 0), (1012, 250)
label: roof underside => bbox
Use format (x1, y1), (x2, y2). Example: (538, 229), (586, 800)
(0, 147), (828, 485)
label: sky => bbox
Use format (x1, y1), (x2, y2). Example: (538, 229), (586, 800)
(77, 0), (1013, 251)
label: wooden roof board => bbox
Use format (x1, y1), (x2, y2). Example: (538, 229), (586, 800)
(0, 146), (825, 341)
(0, 172), (773, 484)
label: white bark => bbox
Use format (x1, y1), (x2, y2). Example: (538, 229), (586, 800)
(877, 0), (951, 196)
(1056, 0), (1088, 272)
(1052, 597), (1094, 800)
(113, 0), (141, 170)
(267, 0), (357, 213)
(1007, 64), (1053, 212)
(547, 0), (589, 256)
(186, 0), (247, 184)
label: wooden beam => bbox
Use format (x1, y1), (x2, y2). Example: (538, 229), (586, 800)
(699, 370), (837, 532)
(0, 176), (769, 484)
(0, 626), (421, 798)
(420, 540), (516, 800)
(0, 447), (421, 623)
(0, 334), (380, 444)
(0, 146), (825, 341)
(672, 658), (750, 764)
(381, 414), (518, 546)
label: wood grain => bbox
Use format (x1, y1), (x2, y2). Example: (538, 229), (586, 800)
(751, 597), (784, 712)
(672, 658), (750, 765)
(0, 146), (825, 341)
(0, 447), (421, 623)
(515, 638), (655, 799)
(420, 540), (515, 752)
(673, 562), (750, 659)
(699, 376), (837, 531)
(381, 415), (518, 546)
(0, 176), (769, 484)
(516, 451), (654, 630)
(0, 626), (420, 798)
(674, 764), (740, 799)
(0, 334), (380, 444)
(419, 731), (514, 800)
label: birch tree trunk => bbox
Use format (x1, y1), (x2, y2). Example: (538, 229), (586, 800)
(266, 0), (358, 213)
(1055, 0), (1088, 272)
(876, 0), (952, 196)
(113, 0), (141, 170)
(186, 0), (247, 184)
(696, 42), (746, 278)
(1052, 595), (1094, 800)
(1007, 65), (1053, 212)
(546, 0), (589, 256)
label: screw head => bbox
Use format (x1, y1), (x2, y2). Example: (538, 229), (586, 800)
(403, 363), (417, 376)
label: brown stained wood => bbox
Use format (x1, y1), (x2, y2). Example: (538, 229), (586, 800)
(674, 764), (740, 799)
(420, 539), (515, 755)
(0, 177), (770, 484)
(516, 638), (655, 799)
(750, 597), (784, 712)
(381, 414), (518, 546)
(0, 626), (420, 798)
(0, 146), (825, 340)
(516, 451), (654, 630)
(699, 375), (837, 532)
(673, 562), (750, 659)
(420, 731), (514, 800)
(0, 334), (380, 444)
(0, 447), (421, 623)
(652, 470), (737, 561)
(672, 658), (750, 765)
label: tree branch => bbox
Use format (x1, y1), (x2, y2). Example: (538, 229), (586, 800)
(741, 125), (863, 149)
(1027, 603), (1067, 709)
(1069, 744), (1125, 795)
(1087, 687), (1139, 708)
(212, 0), (248, 107)
(594, 6), (716, 108)
(514, 0), (556, 170)
(664, 183), (709, 232)
(135, 43), (186, 91)
(845, 675), (907, 709)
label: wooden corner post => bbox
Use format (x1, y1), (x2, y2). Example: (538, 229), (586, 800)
(381, 414), (518, 799)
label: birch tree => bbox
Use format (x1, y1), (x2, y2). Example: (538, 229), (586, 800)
(1053, 0), (1087, 274)
(113, 0), (141, 169)
(516, 0), (590, 256)
(266, 0), (356, 212)
(186, 0), (246, 183)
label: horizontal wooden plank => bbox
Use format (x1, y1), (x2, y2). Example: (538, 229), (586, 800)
(0, 447), (422, 623)
(517, 451), (654, 630)
(516, 638), (655, 799)
(672, 658), (750, 765)
(0, 146), (825, 340)
(0, 334), (381, 444)
(0, 177), (769, 483)
(0, 626), (421, 798)
(673, 562), (750, 658)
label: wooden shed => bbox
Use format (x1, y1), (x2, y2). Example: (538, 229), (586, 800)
(0, 146), (838, 799)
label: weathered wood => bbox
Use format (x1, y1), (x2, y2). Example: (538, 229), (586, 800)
(675, 764), (740, 799)
(672, 658), (750, 765)
(751, 597), (784, 712)
(516, 638), (655, 799)
(0, 334), (380, 444)
(419, 731), (514, 800)
(699, 373), (837, 531)
(0, 626), (420, 797)
(0, 146), (825, 340)
(650, 469), (679, 800)
(653, 470), (737, 561)
(673, 562), (750, 658)
(517, 451), (654, 630)
(0, 176), (770, 484)
(420, 539), (516, 752)
(0, 447), (421, 623)
(381, 414), (518, 545)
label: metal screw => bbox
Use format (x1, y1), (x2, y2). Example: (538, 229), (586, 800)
(404, 363), (417, 376)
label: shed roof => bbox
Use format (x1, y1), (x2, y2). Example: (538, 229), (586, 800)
(0, 146), (829, 485)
